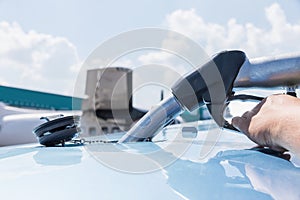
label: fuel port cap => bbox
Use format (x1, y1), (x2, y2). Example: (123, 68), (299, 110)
(33, 115), (80, 147)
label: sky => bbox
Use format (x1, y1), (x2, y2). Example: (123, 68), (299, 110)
(0, 0), (300, 106)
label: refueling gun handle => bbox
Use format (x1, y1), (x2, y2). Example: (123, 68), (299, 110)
(172, 50), (300, 132)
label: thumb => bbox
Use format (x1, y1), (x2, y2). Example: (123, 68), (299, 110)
(232, 116), (246, 132)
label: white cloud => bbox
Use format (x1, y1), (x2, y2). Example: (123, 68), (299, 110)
(2, 3), (298, 100)
(165, 3), (300, 58)
(0, 21), (81, 95)
(125, 3), (300, 109)
(138, 51), (172, 66)
(136, 2), (300, 88)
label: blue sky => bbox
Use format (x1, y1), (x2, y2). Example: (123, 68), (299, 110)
(1, 0), (299, 58)
(0, 0), (300, 100)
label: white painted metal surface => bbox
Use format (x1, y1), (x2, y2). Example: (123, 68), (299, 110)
(0, 124), (299, 200)
(0, 103), (80, 146)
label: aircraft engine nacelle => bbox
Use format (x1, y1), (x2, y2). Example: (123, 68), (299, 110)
(0, 114), (44, 146)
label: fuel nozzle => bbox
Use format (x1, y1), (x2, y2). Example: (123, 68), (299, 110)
(118, 96), (183, 143)
(118, 50), (247, 143)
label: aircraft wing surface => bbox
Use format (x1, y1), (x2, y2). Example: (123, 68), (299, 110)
(0, 122), (299, 200)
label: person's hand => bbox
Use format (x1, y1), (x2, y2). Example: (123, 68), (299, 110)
(232, 94), (300, 153)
